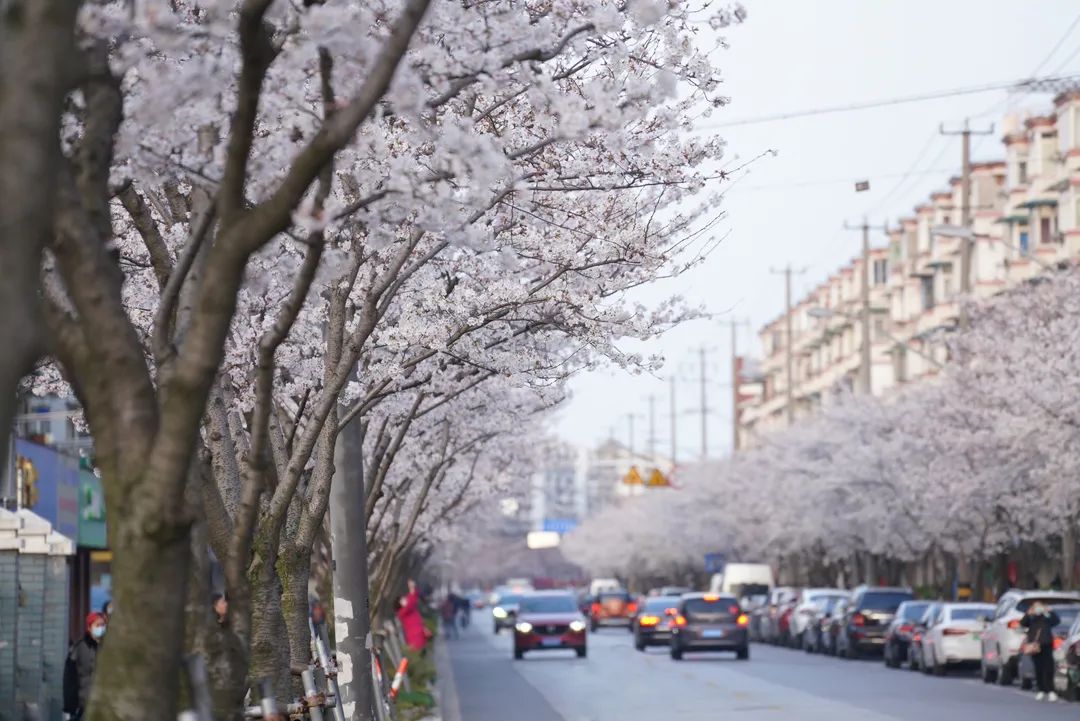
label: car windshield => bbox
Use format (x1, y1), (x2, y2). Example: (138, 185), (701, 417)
(1016, 597), (1080, 613)
(519, 595), (577, 613)
(644, 596), (680, 612)
(684, 597), (739, 622)
(949, 607), (992, 621)
(812, 594), (847, 609)
(1052, 606), (1080, 628)
(732, 583), (769, 598)
(599, 591), (630, 602)
(860, 591), (912, 612)
(899, 602), (931, 620)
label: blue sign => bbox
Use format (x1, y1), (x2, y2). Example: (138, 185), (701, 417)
(15, 438), (80, 539)
(704, 552), (727, 574)
(542, 518), (578, 534)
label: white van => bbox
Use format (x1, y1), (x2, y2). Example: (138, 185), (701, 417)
(708, 563), (775, 601)
(589, 578), (622, 596)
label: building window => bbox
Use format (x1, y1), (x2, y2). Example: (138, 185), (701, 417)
(920, 276), (935, 311)
(872, 259), (889, 285)
(1018, 161), (1028, 185)
(1040, 216), (1055, 244)
(873, 316), (886, 340)
(1019, 229), (1030, 255)
(893, 347), (907, 384)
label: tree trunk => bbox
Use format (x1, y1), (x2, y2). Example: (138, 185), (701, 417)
(280, 540), (312, 698)
(87, 511), (191, 721)
(248, 552), (291, 703)
(1062, 525), (1076, 590)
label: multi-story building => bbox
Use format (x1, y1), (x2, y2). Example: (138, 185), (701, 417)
(739, 90), (1080, 445)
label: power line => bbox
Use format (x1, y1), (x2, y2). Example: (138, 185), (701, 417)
(731, 166), (955, 194)
(694, 74), (1080, 130)
(1032, 11), (1080, 76)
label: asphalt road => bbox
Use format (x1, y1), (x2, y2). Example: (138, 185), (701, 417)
(444, 622), (1078, 721)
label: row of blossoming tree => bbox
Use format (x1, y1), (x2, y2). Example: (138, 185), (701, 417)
(1, 0), (748, 719)
(564, 269), (1080, 600)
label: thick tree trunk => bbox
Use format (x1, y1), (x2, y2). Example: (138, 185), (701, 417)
(280, 542), (312, 696)
(1063, 525), (1076, 590)
(87, 512), (191, 721)
(248, 553), (291, 703)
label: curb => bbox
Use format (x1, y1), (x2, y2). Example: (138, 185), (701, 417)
(433, 638), (462, 721)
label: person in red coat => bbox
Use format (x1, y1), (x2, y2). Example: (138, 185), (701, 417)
(396, 579), (428, 651)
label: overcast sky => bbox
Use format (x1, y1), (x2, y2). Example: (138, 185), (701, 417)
(553, 0), (1080, 459)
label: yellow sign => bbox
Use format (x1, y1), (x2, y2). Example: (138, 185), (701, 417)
(646, 469), (670, 487)
(622, 466), (643, 485)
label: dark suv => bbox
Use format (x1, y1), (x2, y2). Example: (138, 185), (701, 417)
(883, 600), (932, 668)
(835, 586), (914, 659)
(669, 593), (749, 661)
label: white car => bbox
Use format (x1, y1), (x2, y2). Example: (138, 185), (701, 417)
(791, 589), (849, 648)
(920, 602), (994, 675)
(980, 590), (1080, 686)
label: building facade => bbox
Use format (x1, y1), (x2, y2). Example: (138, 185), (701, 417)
(739, 90), (1080, 444)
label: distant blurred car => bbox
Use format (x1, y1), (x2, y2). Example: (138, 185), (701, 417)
(883, 600), (932, 668)
(980, 590), (1080, 686)
(589, 589), (637, 631)
(633, 595), (681, 651)
(1018, 604), (1080, 690)
(464, 589), (487, 609)
(821, 597), (850, 656)
(492, 593), (524, 634)
(834, 586), (914, 659)
(1053, 611), (1080, 700)
(669, 593), (749, 661)
(760, 587), (799, 644)
(802, 592), (850, 654)
(512, 591), (587, 659)
(650, 586), (692, 597)
(790, 589), (847, 649)
(920, 602), (995, 675)
(907, 602), (942, 672)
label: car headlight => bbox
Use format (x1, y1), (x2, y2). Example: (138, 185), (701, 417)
(569, 620), (586, 633)
(516, 622), (533, 634)
(493, 607), (508, 619)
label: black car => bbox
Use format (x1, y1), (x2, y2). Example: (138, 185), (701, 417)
(835, 586), (914, 659)
(804, 594), (849, 654)
(633, 595), (681, 650)
(669, 593), (749, 661)
(883, 600), (933, 668)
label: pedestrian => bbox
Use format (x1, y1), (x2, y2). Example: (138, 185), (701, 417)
(396, 579), (428, 651)
(212, 592), (228, 626)
(456, 593), (472, 628)
(101, 600), (113, 620)
(441, 593), (459, 639)
(1020, 601), (1060, 702)
(63, 612), (107, 720)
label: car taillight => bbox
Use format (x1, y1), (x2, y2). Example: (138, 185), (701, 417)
(591, 603), (601, 615)
(1007, 619), (1021, 630)
(942, 628), (968, 636)
(853, 613), (866, 627)
(664, 608), (677, 616)
(899, 624), (913, 634)
(627, 603), (637, 614)
(736, 614), (749, 627)
(1054, 637), (1064, 650)
(673, 615), (687, 627)
(729, 605), (740, 615)
(640, 615), (660, 627)
(913, 633), (922, 642)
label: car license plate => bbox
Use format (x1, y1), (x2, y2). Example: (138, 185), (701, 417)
(541, 638), (561, 647)
(702, 630), (725, 639)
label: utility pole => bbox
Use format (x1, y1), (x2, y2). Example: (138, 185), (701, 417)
(627, 412), (635, 458)
(843, 219), (887, 394)
(771, 266), (806, 424)
(720, 319), (745, 452)
(647, 395), (656, 461)
(699, 346), (708, 460)
(940, 119), (994, 297)
(668, 377), (677, 467)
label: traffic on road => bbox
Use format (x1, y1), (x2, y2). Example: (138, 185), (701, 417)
(449, 575), (1080, 720)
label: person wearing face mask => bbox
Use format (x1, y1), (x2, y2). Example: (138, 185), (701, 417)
(1020, 601), (1061, 702)
(64, 612), (107, 719)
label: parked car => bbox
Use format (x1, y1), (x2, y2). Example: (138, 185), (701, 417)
(803, 593), (849, 654)
(633, 595), (681, 650)
(1018, 604), (1080, 691)
(980, 590), (1080, 686)
(589, 589), (637, 630)
(821, 597), (850, 656)
(1054, 610), (1080, 701)
(883, 600), (932, 668)
(920, 602), (995, 675)
(790, 589), (848, 649)
(760, 586), (800, 644)
(834, 586), (914, 659)
(906, 602), (941, 672)
(669, 593), (749, 661)
(512, 591), (587, 659)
